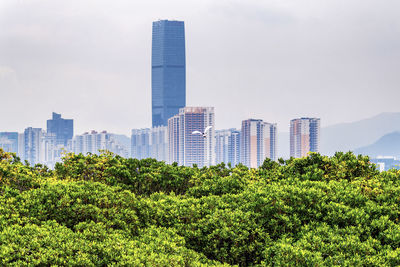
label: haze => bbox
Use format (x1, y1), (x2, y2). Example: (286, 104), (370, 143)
(1, 0), (399, 135)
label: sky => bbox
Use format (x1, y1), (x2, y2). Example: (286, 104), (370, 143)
(0, 0), (399, 136)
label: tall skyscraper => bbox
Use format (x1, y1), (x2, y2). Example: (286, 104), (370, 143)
(168, 107), (215, 167)
(290, 118), (320, 158)
(152, 20), (186, 127)
(241, 119), (277, 168)
(215, 129), (241, 166)
(47, 112), (73, 146)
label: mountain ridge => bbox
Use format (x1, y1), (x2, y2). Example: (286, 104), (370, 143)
(354, 131), (400, 158)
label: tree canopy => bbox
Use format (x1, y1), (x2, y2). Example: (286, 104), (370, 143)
(1, 148), (400, 266)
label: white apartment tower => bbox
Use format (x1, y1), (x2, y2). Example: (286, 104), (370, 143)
(168, 107), (215, 167)
(215, 129), (241, 166)
(290, 118), (320, 158)
(72, 131), (127, 157)
(168, 115), (180, 164)
(131, 129), (151, 159)
(131, 127), (168, 161)
(241, 119), (277, 168)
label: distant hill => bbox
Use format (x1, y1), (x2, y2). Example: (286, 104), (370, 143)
(278, 112), (400, 158)
(321, 112), (400, 156)
(354, 132), (400, 158)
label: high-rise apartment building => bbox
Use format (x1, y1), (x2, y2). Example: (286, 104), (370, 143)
(241, 119), (277, 168)
(168, 107), (215, 167)
(229, 130), (241, 166)
(181, 107), (215, 167)
(40, 133), (59, 168)
(168, 115), (180, 164)
(18, 133), (25, 160)
(72, 131), (127, 157)
(131, 129), (151, 159)
(0, 132), (19, 154)
(152, 20), (186, 127)
(290, 118), (320, 158)
(215, 130), (230, 165)
(24, 127), (44, 165)
(47, 112), (73, 146)
(215, 129), (241, 166)
(131, 127), (168, 161)
(150, 126), (169, 162)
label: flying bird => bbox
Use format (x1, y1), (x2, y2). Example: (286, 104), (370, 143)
(192, 126), (212, 138)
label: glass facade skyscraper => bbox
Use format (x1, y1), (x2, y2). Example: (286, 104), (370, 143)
(152, 20), (186, 127)
(47, 112), (73, 146)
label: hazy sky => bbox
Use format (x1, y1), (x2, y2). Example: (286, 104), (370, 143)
(1, 0), (399, 135)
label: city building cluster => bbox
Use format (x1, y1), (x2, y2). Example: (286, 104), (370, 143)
(0, 20), (321, 168)
(131, 115), (319, 168)
(0, 112), (129, 167)
(371, 156), (400, 172)
(130, 20), (320, 168)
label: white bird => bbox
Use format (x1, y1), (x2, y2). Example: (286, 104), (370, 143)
(192, 126), (212, 138)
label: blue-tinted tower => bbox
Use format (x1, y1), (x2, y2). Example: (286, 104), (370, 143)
(0, 132), (19, 154)
(152, 20), (186, 127)
(47, 112), (73, 146)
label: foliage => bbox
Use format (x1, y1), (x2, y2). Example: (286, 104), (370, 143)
(1, 148), (400, 266)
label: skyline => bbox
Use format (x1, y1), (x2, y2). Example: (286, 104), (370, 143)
(1, 0), (400, 136)
(4, 110), (400, 162)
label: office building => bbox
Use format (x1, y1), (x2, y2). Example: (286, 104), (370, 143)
(152, 20), (186, 127)
(241, 119), (277, 168)
(47, 112), (73, 146)
(290, 118), (320, 158)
